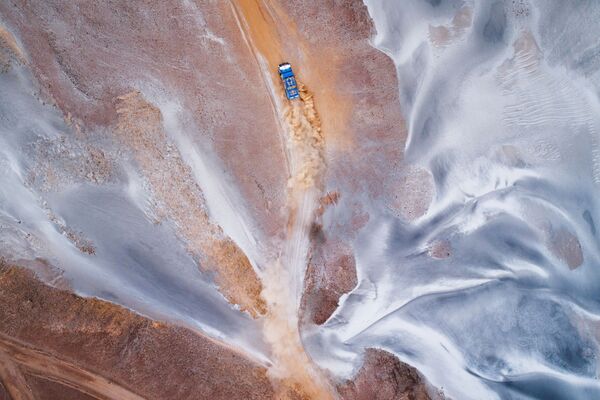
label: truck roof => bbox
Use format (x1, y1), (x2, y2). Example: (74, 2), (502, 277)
(278, 62), (299, 100)
(278, 62), (292, 72)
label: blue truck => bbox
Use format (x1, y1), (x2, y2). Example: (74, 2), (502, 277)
(278, 62), (299, 100)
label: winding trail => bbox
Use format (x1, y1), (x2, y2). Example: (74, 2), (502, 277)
(0, 350), (35, 400)
(0, 334), (145, 400)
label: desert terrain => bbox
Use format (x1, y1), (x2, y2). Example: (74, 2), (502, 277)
(2, 1), (600, 399)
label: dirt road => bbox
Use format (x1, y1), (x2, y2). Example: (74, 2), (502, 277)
(0, 334), (145, 400)
(229, 1), (332, 398)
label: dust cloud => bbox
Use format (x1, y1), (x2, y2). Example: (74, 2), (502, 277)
(259, 83), (334, 399)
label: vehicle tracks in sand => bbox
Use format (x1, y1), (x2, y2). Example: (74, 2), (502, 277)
(229, 1), (332, 399)
(0, 334), (145, 400)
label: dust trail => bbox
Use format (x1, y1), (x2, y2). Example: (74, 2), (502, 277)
(260, 83), (332, 399)
(228, 0), (332, 395)
(282, 84), (325, 304)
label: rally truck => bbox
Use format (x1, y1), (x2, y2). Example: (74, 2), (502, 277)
(278, 62), (299, 100)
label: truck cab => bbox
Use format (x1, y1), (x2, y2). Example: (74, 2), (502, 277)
(278, 63), (299, 100)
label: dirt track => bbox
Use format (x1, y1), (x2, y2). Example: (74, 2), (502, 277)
(0, 335), (144, 400)
(230, 1), (333, 398)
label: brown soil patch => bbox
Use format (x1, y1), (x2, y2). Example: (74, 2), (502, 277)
(0, 24), (25, 70)
(0, 261), (274, 400)
(302, 246), (357, 325)
(26, 136), (115, 193)
(25, 375), (97, 400)
(428, 240), (452, 260)
(0, 380), (11, 400)
(207, 238), (267, 315)
(338, 349), (432, 400)
(548, 228), (584, 270)
(387, 166), (434, 221)
(0, 352), (33, 400)
(429, 6), (473, 47)
(0, 26), (23, 58)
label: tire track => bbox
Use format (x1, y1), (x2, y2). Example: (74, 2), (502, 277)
(0, 334), (146, 400)
(229, 1), (332, 398)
